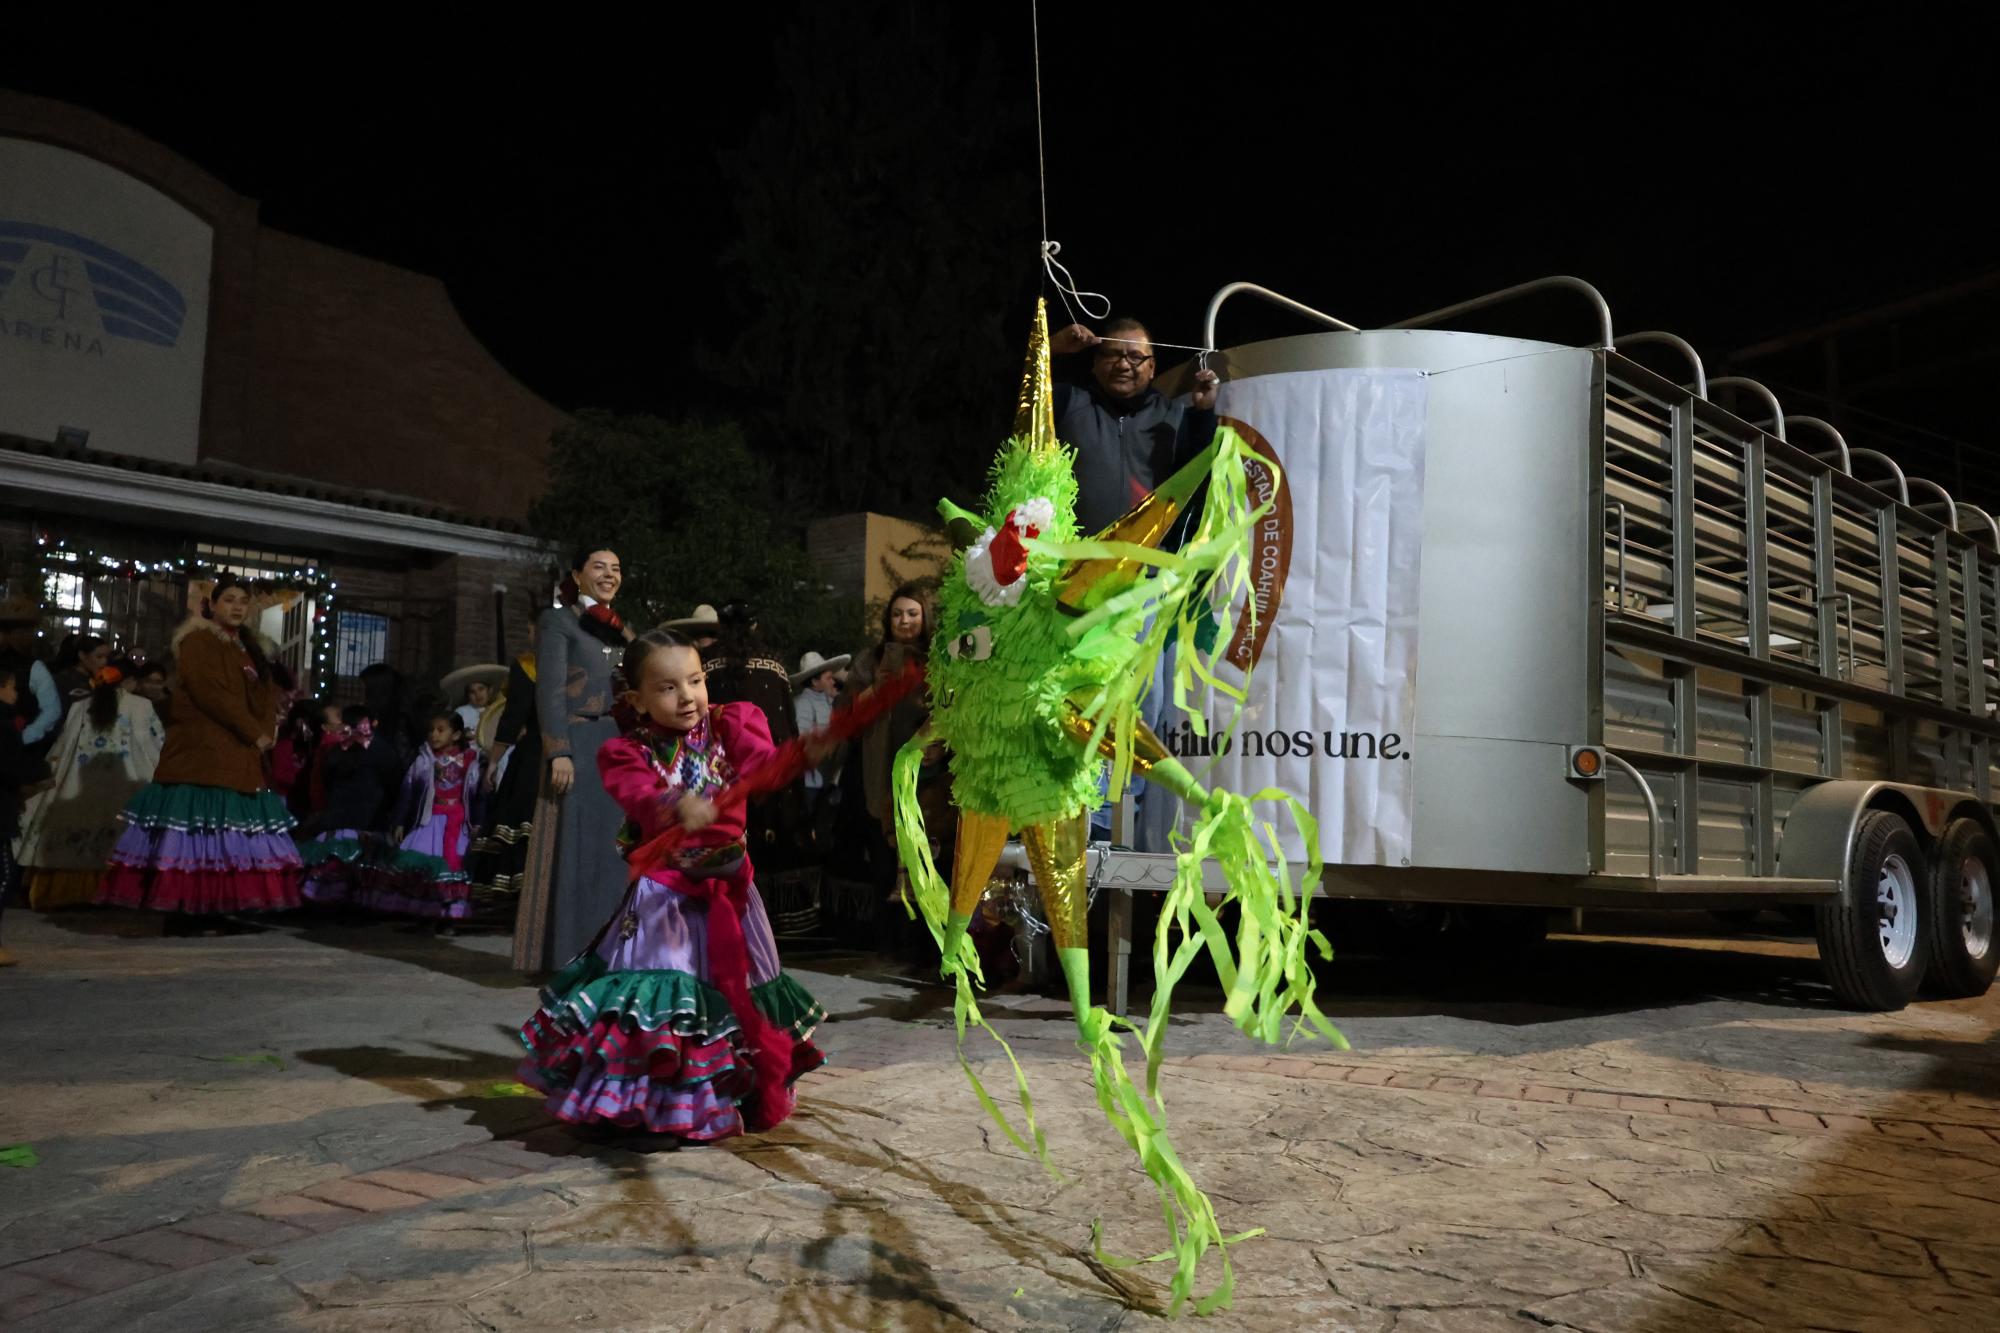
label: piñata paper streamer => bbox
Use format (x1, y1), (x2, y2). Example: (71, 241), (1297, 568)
(891, 298), (1345, 1316)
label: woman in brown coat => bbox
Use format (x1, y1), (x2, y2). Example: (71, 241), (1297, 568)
(99, 575), (304, 931)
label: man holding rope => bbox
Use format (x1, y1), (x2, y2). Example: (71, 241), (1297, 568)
(1050, 318), (1220, 849)
(1050, 318), (1220, 534)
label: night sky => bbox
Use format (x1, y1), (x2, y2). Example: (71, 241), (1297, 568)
(10, 10), (1995, 459)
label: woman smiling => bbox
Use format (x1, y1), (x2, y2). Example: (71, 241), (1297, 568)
(512, 547), (636, 970)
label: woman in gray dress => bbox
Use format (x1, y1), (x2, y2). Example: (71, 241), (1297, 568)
(511, 547), (635, 971)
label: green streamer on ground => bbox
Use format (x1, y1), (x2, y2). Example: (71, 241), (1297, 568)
(893, 734), (1054, 1175)
(1070, 986), (1261, 1316)
(479, 1081), (539, 1099)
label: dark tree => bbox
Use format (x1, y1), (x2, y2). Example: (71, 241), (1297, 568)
(530, 411), (864, 660)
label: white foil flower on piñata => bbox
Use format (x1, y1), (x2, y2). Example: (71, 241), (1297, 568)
(962, 500), (1052, 608)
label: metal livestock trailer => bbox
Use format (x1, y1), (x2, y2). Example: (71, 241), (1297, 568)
(1087, 277), (2000, 1014)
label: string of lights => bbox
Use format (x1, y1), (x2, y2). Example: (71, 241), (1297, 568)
(31, 534), (341, 683)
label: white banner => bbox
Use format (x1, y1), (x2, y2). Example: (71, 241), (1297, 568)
(0, 138), (214, 465)
(1155, 368), (1428, 866)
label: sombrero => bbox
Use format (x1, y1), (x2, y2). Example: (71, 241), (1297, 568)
(440, 662), (509, 694)
(663, 603), (720, 634)
(789, 649), (853, 688)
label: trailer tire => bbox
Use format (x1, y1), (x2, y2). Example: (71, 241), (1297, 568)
(1816, 810), (1927, 1011)
(1923, 818), (1999, 999)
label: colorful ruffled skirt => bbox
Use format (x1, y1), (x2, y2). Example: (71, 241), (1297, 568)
(99, 784), (304, 914)
(302, 818), (473, 921)
(361, 813), (472, 920)
(299, 829), (374, 905)
(517, 868), (826, 1139)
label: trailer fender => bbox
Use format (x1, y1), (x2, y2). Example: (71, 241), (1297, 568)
(1778, 782), (1944, 899)
(1945, 798), (2000, 848)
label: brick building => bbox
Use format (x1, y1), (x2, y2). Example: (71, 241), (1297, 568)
(0, 90), (562, 695)
(805, 513), (952, 623)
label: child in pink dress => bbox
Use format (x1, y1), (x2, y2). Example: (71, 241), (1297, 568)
(517, 629), (825, 1139)
(363, 711), (482, 925)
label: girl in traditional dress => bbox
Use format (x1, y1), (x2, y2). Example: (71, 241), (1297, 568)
(99, 575), (303, 932)
(298, 705), (398, 908)
(362, 710), (482, 928)
(18, 660), (165, 910)
(517, 629), (825, 1140)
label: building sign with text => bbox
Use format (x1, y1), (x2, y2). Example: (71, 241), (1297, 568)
(0, 138), (213, 465)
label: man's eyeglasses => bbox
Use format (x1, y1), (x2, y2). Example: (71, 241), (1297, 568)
(1095, 348), (1154, 367)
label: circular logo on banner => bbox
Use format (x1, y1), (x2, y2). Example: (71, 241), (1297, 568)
(1220, 415), (1292, 672)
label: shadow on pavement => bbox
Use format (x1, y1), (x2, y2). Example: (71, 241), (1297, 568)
(294, 1031), (549, 1136)
(285, 917), (536, 991)
(34, 904), (538, 992)
(1652, 1017), (2000, 1098)
(718, 1108), (1149, 1326)
(1621, 1024), (2000, 1331)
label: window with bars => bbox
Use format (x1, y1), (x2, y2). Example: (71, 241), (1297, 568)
(34, 542), (328, 684)
(194, 544), (315, 583)
(38, 551), (180, 657)
(335, 610), (390, 678)
(40, 552), (108, 638)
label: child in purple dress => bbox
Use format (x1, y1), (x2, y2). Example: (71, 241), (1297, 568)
(517, 629), (825, 1140)
(364, 711), (482, 928)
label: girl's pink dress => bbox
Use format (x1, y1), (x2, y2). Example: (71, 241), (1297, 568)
(516, 703), (825, 1138)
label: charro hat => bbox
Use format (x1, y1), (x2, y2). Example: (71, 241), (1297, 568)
(440, 662), (509, 694)
(790, 649), (852, 688)
(663, 604), (720, 634)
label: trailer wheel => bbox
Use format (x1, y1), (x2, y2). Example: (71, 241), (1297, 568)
(1923, 818), (1999, 998)
(1816, 810), (1927, 1011)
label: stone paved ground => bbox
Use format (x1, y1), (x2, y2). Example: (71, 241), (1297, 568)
(3, 906), (1999, 1330)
